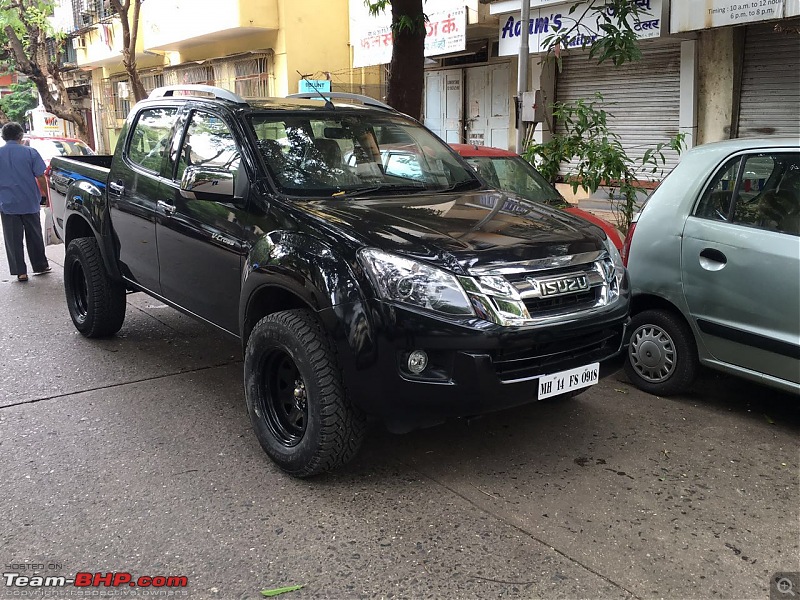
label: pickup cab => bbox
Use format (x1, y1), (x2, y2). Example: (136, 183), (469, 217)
(49, 86), (629, 477)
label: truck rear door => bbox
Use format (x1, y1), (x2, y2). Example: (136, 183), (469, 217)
(108, 106), (180, 293)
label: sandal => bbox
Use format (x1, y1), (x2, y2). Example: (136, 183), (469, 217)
(17, 274), (28, 282)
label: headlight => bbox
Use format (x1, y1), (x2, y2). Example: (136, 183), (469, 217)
(359, 248), (475, 316)
(603, 235), (624, 269)
(602, 235), (626, 300)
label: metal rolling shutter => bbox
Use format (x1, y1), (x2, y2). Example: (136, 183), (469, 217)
(555, 43), (682, 178)
(738, 24), (800, 139)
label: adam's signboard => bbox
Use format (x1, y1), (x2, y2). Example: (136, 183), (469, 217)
(671, 0), (800, 31)
(494, 0), (665, 56)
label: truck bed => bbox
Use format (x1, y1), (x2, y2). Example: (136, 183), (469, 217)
(49, 155), (113, 239)
(50, 154), (112, 180)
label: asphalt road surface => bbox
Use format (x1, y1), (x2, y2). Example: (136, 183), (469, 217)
(1, 234), (798, 600)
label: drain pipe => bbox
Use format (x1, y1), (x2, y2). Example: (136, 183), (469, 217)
(515, 0), (531, 153)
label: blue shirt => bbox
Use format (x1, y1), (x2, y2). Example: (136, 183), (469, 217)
(0, 141), (46, 215)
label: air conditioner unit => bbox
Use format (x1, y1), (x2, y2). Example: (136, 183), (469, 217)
(72, 36), (86, 50)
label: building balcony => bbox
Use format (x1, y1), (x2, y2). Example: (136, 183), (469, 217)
(142, 0), (279, 52)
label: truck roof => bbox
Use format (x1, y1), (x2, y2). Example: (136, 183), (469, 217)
(144, 85), (397, 115)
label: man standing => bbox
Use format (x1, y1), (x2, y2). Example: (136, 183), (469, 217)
(0, 122), (50, 282)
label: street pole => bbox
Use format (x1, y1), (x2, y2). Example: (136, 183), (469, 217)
(515, 0), (530, 153)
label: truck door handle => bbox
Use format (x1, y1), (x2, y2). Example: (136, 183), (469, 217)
(108, 181), (124, 195)
(157, 200), (176, 216)
(699, 247), (727, 271)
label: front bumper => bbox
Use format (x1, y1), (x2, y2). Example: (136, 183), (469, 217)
(327, 298), (629, 431)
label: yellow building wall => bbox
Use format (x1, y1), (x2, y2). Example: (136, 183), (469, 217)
(274, 0), (352, 97)
(141, 0), (279, 50)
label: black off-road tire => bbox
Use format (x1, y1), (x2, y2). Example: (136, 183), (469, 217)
(64, 237), (126, 337)
(244, 309), (366, 478)
(624, 308), (698, 396)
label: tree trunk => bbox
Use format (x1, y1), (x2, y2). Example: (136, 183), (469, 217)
(3, 23), (89, 141)
(111, 0), (147, 101)
(387, 0), (425, 120)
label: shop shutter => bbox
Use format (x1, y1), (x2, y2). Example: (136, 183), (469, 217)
(554, 43), (682, 179)
(738, 24), (800, 139)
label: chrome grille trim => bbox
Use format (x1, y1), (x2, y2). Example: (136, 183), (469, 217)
(460, 252), (622, 327)
(466, 250), (604, 276)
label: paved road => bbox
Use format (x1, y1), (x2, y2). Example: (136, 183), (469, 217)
(1, 235), (798, 599)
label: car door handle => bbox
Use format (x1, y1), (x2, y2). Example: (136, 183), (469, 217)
(699, 247), (727, 271)
(157, 200), (176, 216)
(108, 181), (124, 195)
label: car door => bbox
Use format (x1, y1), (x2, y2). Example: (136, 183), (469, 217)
(681, 149), (800, 385)
(155, 108), (248, 334)
(108, 106), (180, 292)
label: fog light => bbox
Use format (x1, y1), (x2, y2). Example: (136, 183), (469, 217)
(407, 350), (428, 374)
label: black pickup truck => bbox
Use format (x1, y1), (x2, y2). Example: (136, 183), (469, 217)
(49, 86), (629, 477)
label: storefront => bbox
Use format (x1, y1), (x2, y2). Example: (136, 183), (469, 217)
(554, 42), (684, 173)
(488, 0), (694, 167)
(737, 22), (800, 138)
(424, 61), (512, 149)
(671, 0), (800, 142)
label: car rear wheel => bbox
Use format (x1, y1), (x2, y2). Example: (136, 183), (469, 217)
(64, 237), (126, 337)
(624, 309), (698, 396)
(244, 309), (366, 478)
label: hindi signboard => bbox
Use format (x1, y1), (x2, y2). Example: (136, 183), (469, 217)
(351, 1), (467, 68)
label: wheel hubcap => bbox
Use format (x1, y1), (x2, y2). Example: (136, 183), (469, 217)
(629, 325), (676, 383)
(259, 350), (308, 447)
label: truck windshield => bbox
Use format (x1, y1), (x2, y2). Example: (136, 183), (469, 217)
(248, 112), (480, 197)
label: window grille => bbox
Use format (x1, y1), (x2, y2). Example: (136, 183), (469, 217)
(233, 55), (273, 98)
(164, 65), (215, 87)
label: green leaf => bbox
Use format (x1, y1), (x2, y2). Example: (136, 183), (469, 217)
(261, 585), (305, 597)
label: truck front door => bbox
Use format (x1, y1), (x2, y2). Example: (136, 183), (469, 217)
(155, 108), (246, 334)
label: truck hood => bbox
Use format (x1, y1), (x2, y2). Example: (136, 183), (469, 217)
(298, 190), (606, 274)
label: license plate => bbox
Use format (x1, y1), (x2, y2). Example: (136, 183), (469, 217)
(538, 362), (600, 399)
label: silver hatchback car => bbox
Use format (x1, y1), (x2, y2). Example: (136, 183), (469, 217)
(623, 138), (799, 396)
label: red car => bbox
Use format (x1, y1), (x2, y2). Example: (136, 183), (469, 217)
(451, 144), (624, 249)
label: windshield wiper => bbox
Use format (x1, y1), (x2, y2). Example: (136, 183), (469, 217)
(438, 179), (483, 193)
(333, 183), (427, 198)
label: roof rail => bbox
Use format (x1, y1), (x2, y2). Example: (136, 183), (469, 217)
(287, 92), (395, 112)
(149, 85), (247, 104)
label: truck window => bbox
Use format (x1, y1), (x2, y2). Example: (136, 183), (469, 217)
(175, 111), (240, 182)
(127, 107), (179, 173)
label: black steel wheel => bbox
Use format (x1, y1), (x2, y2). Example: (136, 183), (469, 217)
(260, 350), (308, 447)
(624, 308), (698, 396)
(64, 237), (126, 337)
(244, 309), (366, 477)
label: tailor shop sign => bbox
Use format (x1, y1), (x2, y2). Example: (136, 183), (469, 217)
(497, 0), (663, 56)
(671, 0), (800, 31)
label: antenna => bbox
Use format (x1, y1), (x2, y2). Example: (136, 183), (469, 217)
(296, 70), (334, 110)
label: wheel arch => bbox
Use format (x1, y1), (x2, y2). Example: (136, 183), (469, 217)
(242, 283), (318, 351)
(240, 232), (372, 354)
(64, 212), (122, 282)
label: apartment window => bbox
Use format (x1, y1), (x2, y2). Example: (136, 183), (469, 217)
(234, 55), (273, 99)
(165, 65), (215, 87)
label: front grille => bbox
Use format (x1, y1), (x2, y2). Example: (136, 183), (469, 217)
(523, 287), (600, 316)
(492, 326), (622, 382)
